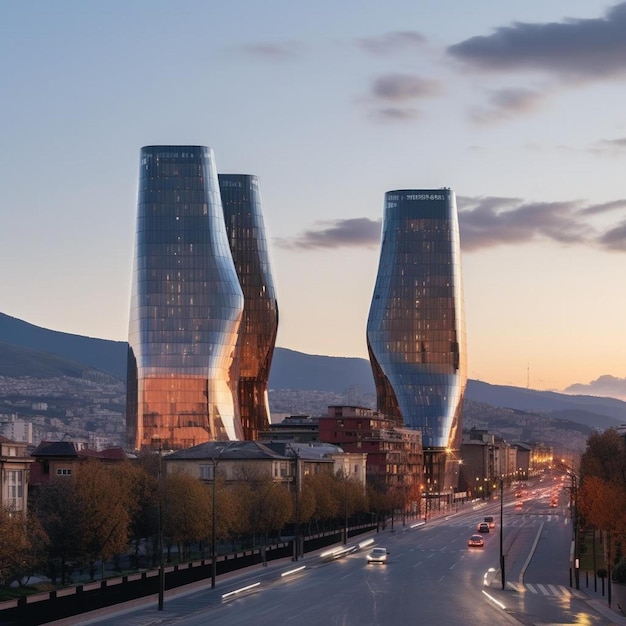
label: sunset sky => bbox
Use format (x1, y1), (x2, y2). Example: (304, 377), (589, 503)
(1, 1), (625, 398)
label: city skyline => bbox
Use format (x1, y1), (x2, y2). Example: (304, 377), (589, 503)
(1, 1), (625, 398)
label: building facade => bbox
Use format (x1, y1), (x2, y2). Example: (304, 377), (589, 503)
(219, 174), (279, 440)
(366, 189), (467, 490)
(0, 436), (33, 515)
(319, 405), (423, 515)
(127, 146), (244, 451)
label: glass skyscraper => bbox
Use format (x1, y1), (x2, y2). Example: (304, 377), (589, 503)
(366, 189), (467, 488)
(219, 174), (279, 441)
(127, 146), (244, 451)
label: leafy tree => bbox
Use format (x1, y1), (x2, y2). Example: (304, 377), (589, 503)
(125, 457), (160, 567)
(35, 479), (83, 584)
(163, 471), (211, 561)
(0, 508), (47, 588)
(578, 429), (626, 575)
(231, 467), (292, 546)
(308, 472), (341, 529)
(73, 460), (137, 579)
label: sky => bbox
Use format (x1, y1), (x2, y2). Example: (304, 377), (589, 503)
(1, 1), (625, 399)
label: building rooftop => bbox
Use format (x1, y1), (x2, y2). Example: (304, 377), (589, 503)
(165, 441), (289, 461)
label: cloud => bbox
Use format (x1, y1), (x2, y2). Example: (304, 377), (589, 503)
(592, 137), (626, 155)
(363, 73), (442, 122)
(447, 3), (626, 82)
(275, 218), (381, 250)
(597, 221), (626, 251)
(372, 73), (441, 102)
(357, 31), (426, 55)
(563, 375), (626, 400)
(470, 88), (547, 123)
(577, 199), (626, 216)
(372, 107), (421, 121)
(239, 42), (302, 60)
(457, 196), (626, 252)
(276, 198), (625, 253)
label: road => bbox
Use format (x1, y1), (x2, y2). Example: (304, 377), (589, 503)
(57, 476), (626, 626)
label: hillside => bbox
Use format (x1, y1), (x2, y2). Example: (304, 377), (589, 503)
(0, 313), (127, 380)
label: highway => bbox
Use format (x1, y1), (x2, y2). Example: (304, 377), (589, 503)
(59, 476), (625, 626)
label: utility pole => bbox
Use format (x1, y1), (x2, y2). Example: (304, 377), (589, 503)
(157, 445), (164, 610)
(500, 478), (505, 590)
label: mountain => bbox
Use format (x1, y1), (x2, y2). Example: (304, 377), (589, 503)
(268, 348), (375, 393)
(1, 311), (625, 431)
(0, 313), (127, 380)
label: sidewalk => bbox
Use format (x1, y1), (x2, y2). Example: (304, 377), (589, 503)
(577, 569), (626, 626)
(489, 566), (626, 626)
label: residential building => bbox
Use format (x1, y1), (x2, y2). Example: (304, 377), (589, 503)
(366, 188), (467, 492)
(164, 441), (295, 485)
(319, 405), (423, 512)
(126, 146), (244, 451)
(258, 415), (321, 443)
(219, 174), (279, 441)
(0, 436), (33, 515)
(265, 441), (366, 487)
(29, 441), (128, 492)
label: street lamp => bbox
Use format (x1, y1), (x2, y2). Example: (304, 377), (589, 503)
(343, 469), (349, 544)
(157, 444), (164, 611)
(288, 444), (302, 561)
(500, 477), (505, 590)
(211, 442), (235, 589)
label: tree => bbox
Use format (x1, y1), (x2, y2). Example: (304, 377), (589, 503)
(0, 508), (47, 588)
(35, 479), (83, 584)
(125, 459), (159, 567)
(73, 460), (137, 579)
(231, 467), (293, 547)
(163, 471), (211, 561)
(578, 428), (626, 580)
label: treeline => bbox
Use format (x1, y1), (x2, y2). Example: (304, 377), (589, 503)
(0, 456), (401, 590)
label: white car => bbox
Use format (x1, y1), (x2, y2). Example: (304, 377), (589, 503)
(367, 547), (388, 564)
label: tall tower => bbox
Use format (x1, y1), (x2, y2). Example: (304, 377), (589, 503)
(127, 146), (244, 451)
(219, 174), (279, 440)
(366, 189), (467, 491)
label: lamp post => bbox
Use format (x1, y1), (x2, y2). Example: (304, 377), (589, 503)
(556, 458), (580, 591)
(157, 444), (164, 610)
(211, 442), (233, 589)
(556, 458), (580, 593)
(290, 445), (301, 561)
(500, 477), (505, 590)
(343, 469), (349, 544)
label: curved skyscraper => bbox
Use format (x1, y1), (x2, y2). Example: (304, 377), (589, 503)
(219, 174), (279, 441)
(127, 146), (244, 451)
(366, 189), (467, 489)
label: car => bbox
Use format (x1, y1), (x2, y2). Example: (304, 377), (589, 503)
(477, 522), (490, 533)
(367, 547), (388, 564)
(468, 534), (484, 547)
(484, 515), (495, 528)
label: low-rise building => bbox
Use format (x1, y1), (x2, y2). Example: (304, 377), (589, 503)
(0, 435), (33, 515)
